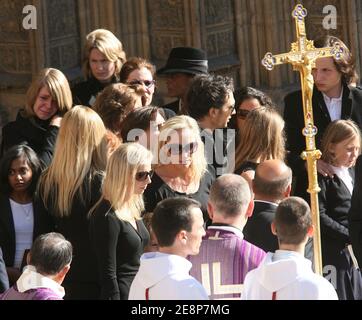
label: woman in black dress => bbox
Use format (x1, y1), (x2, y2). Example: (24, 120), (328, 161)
(37, 106), (108, 299)
(144, 115), (213, 221)
(1, 68), (72, 167)
(89, 143), (152, 300)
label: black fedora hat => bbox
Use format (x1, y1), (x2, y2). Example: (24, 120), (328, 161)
(157, 47), (208, 76)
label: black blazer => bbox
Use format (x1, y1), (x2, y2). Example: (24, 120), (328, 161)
(284, 84), (362, 175)
(1, 111), (59, 167)
(90, 199), (150, 300)
(349, 156), (362, 266)
(0, 247), (9, 293)
(0, 193), (53, 267)
(244, 201), (279, 252)
(244, 200), (314, 261)
(162, 100), (180, 115)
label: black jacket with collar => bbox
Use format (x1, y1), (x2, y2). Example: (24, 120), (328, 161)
(0, 193), (53, 267)
(284, 84), (362, 176)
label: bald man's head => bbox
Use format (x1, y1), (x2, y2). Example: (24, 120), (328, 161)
(209, 174), (252, 218)
(253, 160), (292, 200)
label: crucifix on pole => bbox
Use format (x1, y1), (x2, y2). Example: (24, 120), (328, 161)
(261, 4), (344, 275)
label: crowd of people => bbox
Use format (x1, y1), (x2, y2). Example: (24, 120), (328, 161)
(0, 28), (362, 300)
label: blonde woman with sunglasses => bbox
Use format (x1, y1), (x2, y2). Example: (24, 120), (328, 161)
(143, 115), (213, 221)
(89, 143), (152, 300)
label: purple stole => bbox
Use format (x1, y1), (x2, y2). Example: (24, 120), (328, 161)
(189, 227), (266, 299)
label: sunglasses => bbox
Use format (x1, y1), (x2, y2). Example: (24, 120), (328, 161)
(128, 80), (155, 88)
(166, 142), (198, 155)
(236, 109), (250, 119)
(135, 170), (154, 182)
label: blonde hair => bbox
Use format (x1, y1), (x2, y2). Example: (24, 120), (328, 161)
(38, 106), (108, 217)
(100, 143), (152, 221)
(321, 119), (362, 165)
(25, 68), (72, 117)
(83, 29), (126, 80)
(235, 107), (285, 169)
(157, 115), (207, 183)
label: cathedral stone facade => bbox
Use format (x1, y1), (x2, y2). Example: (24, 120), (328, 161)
(1, 0), (362, 128)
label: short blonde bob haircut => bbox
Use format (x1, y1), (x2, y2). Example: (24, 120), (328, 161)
(38, 106), (108, 218)
(321, 119), (361, 165)
(25, 68), (72, 118)
(83, 29), (126, 80)
(99, 143), (153, 221)
(234, 106), (285, 170)
(156, 115), (207, 183)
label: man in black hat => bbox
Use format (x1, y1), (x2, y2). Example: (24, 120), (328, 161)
(157, 47), (208, 115)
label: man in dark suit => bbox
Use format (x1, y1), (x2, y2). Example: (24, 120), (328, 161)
(243, 159), (292, 252)
(0, 247), (9, 293)
(284, 36), (362, 183)
(349, 155), (362, 267)
(157, 47), (209, 115)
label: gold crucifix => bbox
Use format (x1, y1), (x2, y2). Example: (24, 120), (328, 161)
(261, 4), (344, 276)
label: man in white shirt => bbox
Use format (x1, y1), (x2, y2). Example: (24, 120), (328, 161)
(129, 197), (208, 300)
(242, 197), (338, 300)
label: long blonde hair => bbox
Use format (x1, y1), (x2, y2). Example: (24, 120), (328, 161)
(38, 106), (108, 217)
(321, 119), (362, 165)
(234, 106), (285, 170)
(100, 143), (152, 221)
(25, 68), (72, 117)
(157, 115), (207, 182)
(83, 29), (126, 80)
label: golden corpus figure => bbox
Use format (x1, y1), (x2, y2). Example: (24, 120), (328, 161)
(261, 4), (344, 275)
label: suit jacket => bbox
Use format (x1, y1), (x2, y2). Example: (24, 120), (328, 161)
(284, 84), (362, 175)
(0, 193), (53, 267)
(243, 201), (279, 253)
(349, 155), (362, 266)
(244, 200), (314, 262)
(0, 247), (9, 293)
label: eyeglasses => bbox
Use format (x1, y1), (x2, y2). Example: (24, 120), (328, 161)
(128, 80), (156, 88)
(135, 170), (154, 182)
(236, 109), (250, 119)
(166, 142), (198, 155)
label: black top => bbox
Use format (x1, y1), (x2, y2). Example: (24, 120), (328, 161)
(0, 193), (53, 267)
(72, 77), (118, 107)
(234, 161), (258, 176)
(35, 172), (103, 299)
(318, 170), (353, 250)
(349, 156), (362, 267)
(143, 170), (214, 221)
(0, 247), (9, 293)
(162, 100), (180, 115)
(201, 128), (235, 178)
(1, 111), (59, 167)
(90, 199), (149, 300)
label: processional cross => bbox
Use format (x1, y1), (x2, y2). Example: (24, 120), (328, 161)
(261, 4), (344, 275)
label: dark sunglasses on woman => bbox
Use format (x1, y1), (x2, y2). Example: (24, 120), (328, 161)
(135, 170), (154, 181)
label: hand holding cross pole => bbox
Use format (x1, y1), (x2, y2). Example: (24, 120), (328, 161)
(261, 4), (344, 275)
